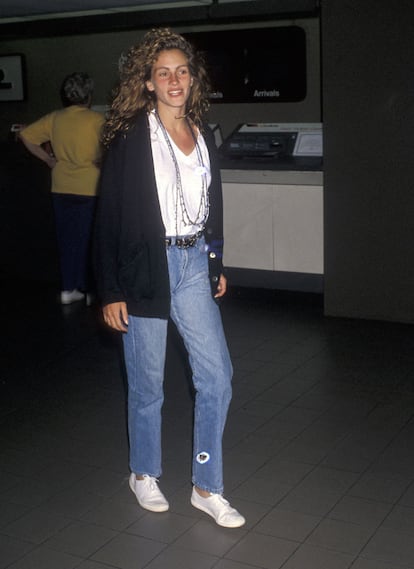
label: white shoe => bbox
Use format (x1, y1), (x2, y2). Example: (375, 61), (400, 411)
(85, 292), (95, 307)
(191, 487), (246, 528)
(129, 473), (169, 512)
(60, 289), (85, 305)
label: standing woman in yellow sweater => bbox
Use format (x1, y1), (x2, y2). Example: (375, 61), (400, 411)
(20, 72), (104, 304)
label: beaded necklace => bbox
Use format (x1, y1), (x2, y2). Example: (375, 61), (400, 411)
(154, 110), (210, 235)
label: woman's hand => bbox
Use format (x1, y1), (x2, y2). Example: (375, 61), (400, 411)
(214, 274), (227, 299)
(19, 136), (56, 169)
(46, 155), (57, 169)
(103, 301), (129, 332)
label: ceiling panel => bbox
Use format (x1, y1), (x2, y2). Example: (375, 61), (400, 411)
(0, 0), (211, 20)
(0, 0), (319, 38)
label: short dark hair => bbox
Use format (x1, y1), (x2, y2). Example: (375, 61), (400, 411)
(61, 72), (94, 106)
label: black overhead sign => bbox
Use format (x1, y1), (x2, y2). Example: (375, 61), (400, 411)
(185, 26), (307, 104)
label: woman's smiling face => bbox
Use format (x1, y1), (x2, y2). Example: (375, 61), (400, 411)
(146, 49), (193, 112)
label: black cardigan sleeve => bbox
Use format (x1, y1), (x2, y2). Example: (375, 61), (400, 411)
(202, 124), (225, 294)
(94, 135), (126, 306)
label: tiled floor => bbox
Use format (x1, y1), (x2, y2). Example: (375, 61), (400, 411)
(1, 280), (414, 569)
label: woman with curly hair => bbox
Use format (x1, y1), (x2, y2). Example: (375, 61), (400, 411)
(94, 28), (245, 528)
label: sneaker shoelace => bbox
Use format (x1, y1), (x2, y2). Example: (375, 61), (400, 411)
(215, 495), (229, 506)
(143, 475), (161, 493)
(217, 495), (235, 512)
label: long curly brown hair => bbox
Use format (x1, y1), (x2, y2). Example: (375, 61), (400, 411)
(102, 28), (211, 147)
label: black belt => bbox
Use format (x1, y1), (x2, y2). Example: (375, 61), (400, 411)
(165, 230), (203, 249)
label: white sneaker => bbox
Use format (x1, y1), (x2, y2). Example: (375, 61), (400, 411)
(60, 289), (85, 305)
(129, 473), (169, 512)
(191, 487), (246, 528)
(85, 292), (95, 307)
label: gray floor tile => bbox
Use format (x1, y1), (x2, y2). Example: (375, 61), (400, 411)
(41, 486), (104, 518)
(91, 532), (165, 569)
(337, 426), (400, 464)
(351, 558), (409, 569)
(276, 438), (333, 464)
(32, 460), (96, 488)
(224, 408), (275, 447)
(255, 405), (323, 438)
(76, 562), (118, 569)
(0, 470), (24, 495)
(214, 560), (266, 569)
(222, 448), (270, 491)
(145, 544), (218, 569)
(320, 396), (378, 422)
(296, 415), (355, 444)
(280, 543), (354, 569)
(254, 457), (314, 485)
(126, 511), (196, 542)
(232, 356), (267, 374)
(277, 485), (342, 517)
(173, 519), (245, 557)
(255, 508), (321, 542)
(398, 481), (414, 508)
(321, 445), (374, 473)
(231, 475), (293, 505)
(0, 501), (30, 528)
(0, 449), (55, 480)
(47, 437), (117, 468)
(328, 495), (392, 528)
(80, 496), (145, 530)
(0, 534), (35, 569)
(234, 397), (283, 420)
(298, 466), (360, 494)
(5, 545), (82, 569)
(292, 389), (339, 412)
(68, 469), (127, 498)
(225, 532), (298, 569)
(253, 378), (316, 407)
(44, 520), (117, 557)
(0, 476), (63, 508)
(382, 505), (414, 535)
(2, 508), (71, 544)
(361, 526), (414, 567)
(229, 432), (289, 459)
(348, 473), (412, 504)
(305, 518), (376, 555)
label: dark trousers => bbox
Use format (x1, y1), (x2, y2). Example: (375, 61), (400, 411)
(52, 193), (96, 292)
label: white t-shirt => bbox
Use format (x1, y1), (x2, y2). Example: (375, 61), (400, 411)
(148, 111), (211, 237)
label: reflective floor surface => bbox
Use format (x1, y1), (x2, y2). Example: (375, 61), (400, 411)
(1, 280), (414, 569)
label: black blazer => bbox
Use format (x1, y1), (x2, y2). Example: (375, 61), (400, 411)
(94, 111), (225, 319)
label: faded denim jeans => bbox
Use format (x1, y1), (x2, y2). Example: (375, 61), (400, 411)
(123, 237), (233, 494)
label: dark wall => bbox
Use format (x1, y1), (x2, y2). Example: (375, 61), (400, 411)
(322, 1), (414, 323)
(0, 139), (59, 284)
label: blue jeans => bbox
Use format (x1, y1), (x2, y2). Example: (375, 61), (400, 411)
(123, 237), (233, 494)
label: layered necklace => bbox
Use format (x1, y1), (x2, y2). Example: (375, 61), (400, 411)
(154, 109), (210, 235)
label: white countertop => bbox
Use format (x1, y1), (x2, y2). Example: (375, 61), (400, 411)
(220, 168), (323, 186)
